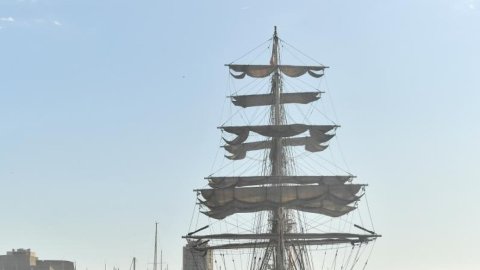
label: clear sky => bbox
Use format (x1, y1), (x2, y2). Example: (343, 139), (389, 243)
(1, 0), (479, 270)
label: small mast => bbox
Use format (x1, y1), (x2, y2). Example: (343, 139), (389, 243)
(153, 222), (158, 270)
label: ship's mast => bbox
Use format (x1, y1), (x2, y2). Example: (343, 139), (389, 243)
(270, 26), (287, 270)
(183, 26), (380, 270)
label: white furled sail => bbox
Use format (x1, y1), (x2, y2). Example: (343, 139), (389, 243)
(223, 136), (332, 160)
(228, 65), (326, 79)
(207, 175), (354, 188)
(231, 92), (321, 108)
(199, 184), (363, 219)
(221, 124), (338, 145)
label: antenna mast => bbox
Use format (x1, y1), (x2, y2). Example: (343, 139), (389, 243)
(153, 222), (158, 270)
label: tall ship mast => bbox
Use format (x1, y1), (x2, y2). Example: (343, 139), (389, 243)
(183, 27), (380, 270)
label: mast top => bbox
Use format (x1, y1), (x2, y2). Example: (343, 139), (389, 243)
(273, 26), (277, 38)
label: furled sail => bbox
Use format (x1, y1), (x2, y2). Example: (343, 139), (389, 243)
(224, 136), (333, 160)
(221, 124), (338, 145)
(231, 92), (321, 108)
(207, 175), (354, 188)
(199, 184), (362, 220)
(228, 65), (327, 79)
(203, 201), (355, 220)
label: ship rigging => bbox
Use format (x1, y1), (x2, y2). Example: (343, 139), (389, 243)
(183, 27), (380, 270)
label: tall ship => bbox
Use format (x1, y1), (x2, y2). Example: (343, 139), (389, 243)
(183, 27), (381, 270)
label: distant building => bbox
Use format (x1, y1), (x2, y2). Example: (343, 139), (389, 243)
(0, 249), (74, 270)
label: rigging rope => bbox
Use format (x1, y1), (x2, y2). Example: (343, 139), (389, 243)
(228, 38), (272, 65)
(348, 244), (363, 270)
(321, 251), (326, 270)
(364, 193), (376, 232)
(278, 38), (326, 66)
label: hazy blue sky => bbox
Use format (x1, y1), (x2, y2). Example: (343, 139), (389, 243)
(1, 0), (479, 270)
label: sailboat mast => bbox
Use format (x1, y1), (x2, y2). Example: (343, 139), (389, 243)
(270, 26), (287, 270)
(153, 222), (158, 270)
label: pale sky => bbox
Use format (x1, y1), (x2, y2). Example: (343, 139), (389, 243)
(1, 1), (480, 270)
